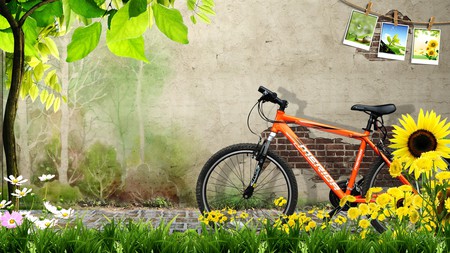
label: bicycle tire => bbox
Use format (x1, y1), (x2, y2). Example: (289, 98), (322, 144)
(196, 143), (298, 218)
(363, 156), (405, 233)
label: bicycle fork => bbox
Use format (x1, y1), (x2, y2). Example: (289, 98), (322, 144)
(243, 132), (277, 199)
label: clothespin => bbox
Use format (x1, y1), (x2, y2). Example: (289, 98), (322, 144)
(428, 16), (435, 31)
(393, 10), (398, 26)
(365, 1), (372, 16)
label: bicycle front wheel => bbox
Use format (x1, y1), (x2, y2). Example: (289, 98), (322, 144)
(196, 143), (298, 218)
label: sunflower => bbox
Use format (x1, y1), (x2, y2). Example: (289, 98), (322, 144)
(428, 39), (439, 49)
(390, 109), (450, 170)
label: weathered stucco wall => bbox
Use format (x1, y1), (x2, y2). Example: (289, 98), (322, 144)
(3, 0), (450, 205)
(149, 0), (450, 202)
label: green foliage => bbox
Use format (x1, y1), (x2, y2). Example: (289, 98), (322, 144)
(77, 142), (122, 200)
(36, 180), (82, 204)
(152, 3), (188, 44)
(0, 218), (446, 252)
(66, 22), (102, 62)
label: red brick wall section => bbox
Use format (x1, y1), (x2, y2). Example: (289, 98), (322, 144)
(264, 126), (393, 182)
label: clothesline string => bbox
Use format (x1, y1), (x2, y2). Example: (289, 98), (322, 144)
(340, 0), (450, 26)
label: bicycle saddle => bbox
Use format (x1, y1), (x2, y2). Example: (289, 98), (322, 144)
(351, 104), (396, 116)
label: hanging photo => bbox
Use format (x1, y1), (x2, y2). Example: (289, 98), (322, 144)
(378, 22), (409, 61)
(343, 10), (378, 50)
(411, 28), (441, 65)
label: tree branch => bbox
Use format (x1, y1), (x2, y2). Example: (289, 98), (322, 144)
(19, 0), (59, 27)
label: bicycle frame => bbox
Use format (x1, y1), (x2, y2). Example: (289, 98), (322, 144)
(268, 109), (411, 203)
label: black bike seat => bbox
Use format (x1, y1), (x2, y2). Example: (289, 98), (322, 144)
(351, 104), (396, 116)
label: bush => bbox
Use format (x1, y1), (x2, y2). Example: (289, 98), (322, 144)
(76, 142), (122, 200)
(36, 181), (82, 205)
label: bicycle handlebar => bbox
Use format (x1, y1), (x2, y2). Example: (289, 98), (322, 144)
(258, 86), (288, 111)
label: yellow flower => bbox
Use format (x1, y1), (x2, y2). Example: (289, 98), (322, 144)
(348, 207), (361, 220)
(436, 172), (450, 183)
(412, 195), (423, 208)
(376, 193), (393, 208)
(308, 221), (316, 229)
(409, 209), (420, 224)
(389, 109), (450, 171)
(358, 203), (370, 216)
(339, 194), (356, 207)
(360, 229), (368, 239)
(428, 39), (439, 49)
(389, 159), (403, 177)
(358, 219), (370, 229)
(274, 196), (287, 207)
(378, 213), (386, 221)
(365, 187), (383, 203)
(239, 212), (249, 219)
(427, 49), (436, 57)
(227, 208), (237, 215)
(387, 187), (404, 200)
(396, 206), (410, 221)
(422, 151), (448, 170)
(411, 156), (433, 179)
(445, 198), (450, 213)
(398, 185), (413, 192)
(334, 215), (347, 225)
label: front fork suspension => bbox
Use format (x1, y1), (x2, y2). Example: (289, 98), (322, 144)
(243, 132), (277, 199)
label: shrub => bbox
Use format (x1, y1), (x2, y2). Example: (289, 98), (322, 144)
(76, 142), (122, 200)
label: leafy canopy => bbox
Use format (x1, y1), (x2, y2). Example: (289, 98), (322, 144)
(0, 0), (215, 111)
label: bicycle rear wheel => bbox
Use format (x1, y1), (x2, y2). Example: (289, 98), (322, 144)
(363, 157), (408, 233)
(196, 143), (298, 219)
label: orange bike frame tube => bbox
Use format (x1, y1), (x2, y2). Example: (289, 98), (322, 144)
(270, 110), (411, 202)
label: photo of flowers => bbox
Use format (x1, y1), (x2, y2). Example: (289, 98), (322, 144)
(378, 22), (409, 61)
(343, 10), (378, 50)
(411, 28), (440, 65)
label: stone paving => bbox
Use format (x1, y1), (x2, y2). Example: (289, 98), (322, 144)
(61, 208), (204, 233)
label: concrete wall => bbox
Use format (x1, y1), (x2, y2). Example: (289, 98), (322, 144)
(150, 0), (450, 202)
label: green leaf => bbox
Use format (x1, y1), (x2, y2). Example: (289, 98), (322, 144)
(107, 2), (149, 43)
(23, 18), (39, 57)
(190, 15), (196, 24)
(40, 89), (49, 104)
(196, 12), (211, 24)
(68, 0), (106, 18)
(46, 93), (55, 110)
(44, 37), (60, 59)
(45, 70), (58, 87)
(67, 22), (102, 62)
(30, 1), (63, 27)
(0, 30), (14, 53)
(129, 0), (148, 18)
(203, 0), (215, 7)
(199, 5), (215, 16)
(107, 36), (149, 62)
(152, 3), (188, 44)
(0, 15), (9, 29)
(33, 62), (45, 81)
(29, 84), (39, 102)
(53, 97), (61, 112)
(187, 0), (195, 11)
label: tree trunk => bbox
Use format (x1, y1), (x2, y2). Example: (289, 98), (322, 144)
(3, 23), (24, 201)
(17, 98), (31, 180)
(136, 62), (145, 163)
(58, 37), (70, 184)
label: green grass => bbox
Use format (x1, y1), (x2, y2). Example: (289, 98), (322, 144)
(0, 217), (447, 253)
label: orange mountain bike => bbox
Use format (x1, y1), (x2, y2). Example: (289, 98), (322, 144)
(196, 86), (412, 232)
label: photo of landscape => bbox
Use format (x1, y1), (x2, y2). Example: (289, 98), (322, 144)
(343, 10), (378, 50)
(378, 22), (409, 60)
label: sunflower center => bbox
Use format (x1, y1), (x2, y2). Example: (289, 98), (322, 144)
(407, 129), (437, 158)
